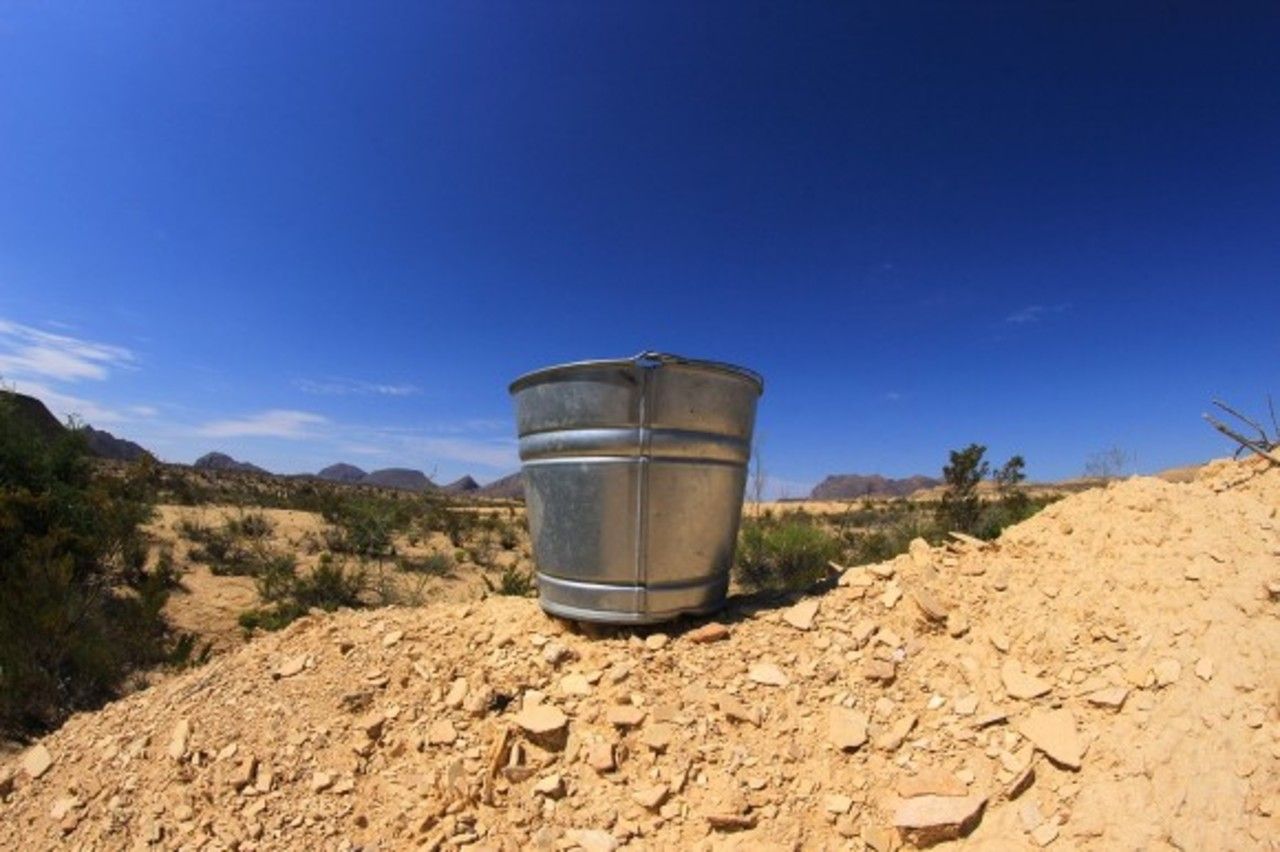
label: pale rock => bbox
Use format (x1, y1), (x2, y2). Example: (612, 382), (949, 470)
(828, 707), (869, 751)
(1195, 657), (1214, 681)
(1001, 660), (1052, 700)
(954, 695), (979, 716)
(641, 723), (674, 753)
(706, 812), (757, 831)
(49, 796), (79, 820)
(893, 794), (987, 845)
(783, 599), (820, 631)
(605, 705), (646, 728)
(1153, 658), (1182, 687)
(1018, 709), (1083, 769)
(644, 633), (670, 651)
(533, 774), (565, 799)
(633, 783), (669, 810)
(311, 771), (334, 792)
(567, 828), (618, 852)
(824, 793), (854, 814)
(427, 719), (458, 746)
(21, 741), (52, 777)
(543, 642), (575, 666)
(721, 696), (762, 727)
(587, 741), (616, 773)
(913, 588), (948, 622)
(869, 562), (896, 579)
(876, 714), (918, 752)
(168, 719), (191, 761)
(748, 662), (789, 687)
(1086, 687), (1128, 710)
(560, 673), (592, 696)
(864, 659), (897, 683)
(946, 612), (970, 638)
(273, 654), (307, 679)
(515, 703), (570, 750)
(896, 767), (968, 798)
(850, 620), (879, 647)
(882, 584), (903, 609)
(382, 629), (404, 648)
(908, 537), (932, 568)
(445, 677), (468, 709)
(1032, 822), (1060, 846)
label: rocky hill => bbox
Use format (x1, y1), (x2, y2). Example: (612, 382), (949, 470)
(476, 471), (525, 500)
(315, 463), (368, 484)
(1, 391), (153, 461)
(80, 425), (152, 462)
(193, 452), (268, 475)
(810, 473), (941, 500)
(442, 475), (480, 494)
(361, 468), (434, 492)
(6, 458), (1274, 849)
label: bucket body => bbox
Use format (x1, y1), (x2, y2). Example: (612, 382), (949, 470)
(509, 352), (763, 624)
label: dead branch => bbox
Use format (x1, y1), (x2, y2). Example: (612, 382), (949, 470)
(1203, 413), (1280, 466)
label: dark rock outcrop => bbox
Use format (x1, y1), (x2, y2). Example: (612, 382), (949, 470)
(316, 463), (368, 484)
(809, 473), (940, 500)
(194, 452), (268, 475)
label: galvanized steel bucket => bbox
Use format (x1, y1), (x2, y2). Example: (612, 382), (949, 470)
(509, 352), (763, 624)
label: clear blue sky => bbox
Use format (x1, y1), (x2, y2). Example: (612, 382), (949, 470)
(2, 3), (1278, 493)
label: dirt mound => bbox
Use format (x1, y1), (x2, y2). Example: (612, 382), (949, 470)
(3, 461), (1277, 850)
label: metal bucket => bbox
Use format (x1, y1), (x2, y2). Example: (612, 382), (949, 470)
(509, 352), (763, 624)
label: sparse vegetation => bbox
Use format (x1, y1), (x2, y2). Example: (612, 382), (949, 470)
(735, 514), (839, 593)
(0, 396), (190, 735)
(238, 553), (367, 633)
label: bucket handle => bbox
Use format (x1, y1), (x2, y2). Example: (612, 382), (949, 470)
(631, 351), (764, 393)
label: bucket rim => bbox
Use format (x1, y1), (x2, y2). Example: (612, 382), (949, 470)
(508, 351), (763, 396)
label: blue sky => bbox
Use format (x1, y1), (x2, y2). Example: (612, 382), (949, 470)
(1, 3), (1278, 494)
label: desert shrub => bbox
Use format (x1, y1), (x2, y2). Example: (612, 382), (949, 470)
(399, 552), (454, 575)
(226, 510), (273, 540)
(239, 553), (367, 633)
(322, 497), (403, 558)
(485, 565), (535, 597)
(0, 398), (185, 735)
(735, 517), (838, 593)
(497, 522), (521, 551)
(937, 443), (990, 535)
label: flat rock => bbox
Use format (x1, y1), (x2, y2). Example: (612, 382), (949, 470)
(427, 719), (457, 746)
(381, 629), (403, 647)
(1001, 660), (1052, 700)
(605, 705), (646, 728)
(913, 588), (948, 622)
(721, 696), (762, 727)
(1086, 686), (1128, 710)
(876, 714), (918, 752)
(1153, 658), (1182, 687)
(748, 662), (789, 687)
(686, 622), (730, 643)
(824, 793), (854, 814)
(21, 744), (53, 780)
(1018, 709), (1083, 770)
(567, 829), (618, 852)
(644, 633), (670, 651)
(533, 773), (565, 799)
(706, 812), (757, 831)
(1194, 657), (1214, 681)
(864, 659), (896, 683)
(828, 707), (869, 751)
(273, 654), (307, 679)
(560, 673), (592, 696)
(896, 767), (968, 798)
(445, 677), (468, 709)
(515, 703), (569, 750)
(633, 783), (669, 810)
(893, 794), (987, 846)
(168, 719), (191, 761)
(640, 723), (674, 753)
(783, 599), (820, 631)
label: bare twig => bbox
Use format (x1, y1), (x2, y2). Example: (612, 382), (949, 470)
(1211, 399), (1270, 442)
(1203, 413), (1280, 466)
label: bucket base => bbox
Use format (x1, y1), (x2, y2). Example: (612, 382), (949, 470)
(536, 572), (728, 625)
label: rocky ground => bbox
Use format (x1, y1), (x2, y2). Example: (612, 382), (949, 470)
(1, 459), (1277, 850)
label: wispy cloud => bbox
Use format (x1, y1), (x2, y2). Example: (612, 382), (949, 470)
(1005, 303), (1069, 325)
(883, 391), (904, 402)
(0, 318), (134, 382)
(4, 378), (134, 425)
(197, 409), (328, 439)
(294, 377), (420, 397)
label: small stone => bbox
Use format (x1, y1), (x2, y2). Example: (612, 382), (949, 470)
(869, 562), (896, 579)
(1018, 709), (1083, 770)
(605, 705), (646, 728)
(640, 723), (674, 753)
(706, 812), (757, 831)
(168, 719), (191, 761)
(1001, 660), (1052, 700)
(542, 642), (575, 666)
(882, 584), (903, 608)
(1005, 764), (1036, 800)
(686, 622), (730, 643)
(311, 771), (334, 792)
(644, 633), (670, 651)
(946, 612), (970, 638)
(1086, 687), (1128, 710)
(1195, 658), (1214, 681)
(864, 659), (897, 683)
(21, 744), (53, 780)
(1153, 659), (1182, 687)
(427, 719), (457, 746)
(824, 793), (854, 814)
(1032, 822), (1060, 846)
(913, 588), (948, 622)
(332, 775), (354, 794)
(587, 741), (616, 773)
(382, 629), (404, 648)
(990, 632), (1011, 653)
(721, 696), (762, 727)
(533, 774), (565, 799)
(748, 662), (789, 687)
(896, 768), (967, 798)
(828, 707), (869, 751)
(875, 714), (918, 752)
(515, 703), (570, 750)
(354, 712), (384, 741)
(560, 673), (592, 696)
(567, 829), (618, 852)
(850, 620), (878, 647)
(273, 654), (307, 679)
(783, 599), (820, 631)
(954, 695), (979, 716)
(445, 677), (468, 709)
(229, 755), (258, 791)
(49, 796), (79, 820)
(893, 794), (987, 846)
(633, 783), (669, 810)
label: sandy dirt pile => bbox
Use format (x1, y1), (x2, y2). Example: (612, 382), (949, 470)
(2, 461), (1277, 850)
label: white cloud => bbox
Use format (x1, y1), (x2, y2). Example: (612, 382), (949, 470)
(1005, 303), (1069, 325)
(0, 318), (134, 382)
(294, 377), (420, 397)
(197, 409), (328, 439)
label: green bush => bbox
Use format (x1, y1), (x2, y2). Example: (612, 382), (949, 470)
(485, 565), (535, 597)
(239, 553), (366, 633)
(0, 397), (184, 735)
(735, 517), (838, 593)
(398, 552), (454, 575)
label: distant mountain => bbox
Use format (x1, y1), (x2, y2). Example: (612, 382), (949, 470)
(362, 467), (434, 492)
(1, 391), (154, 461)
(81, 425), (152, 462)
(316, 463), (368, 484)
(475, 471), (525, 500)
(809, 473), (940, 500)
(0, 390), (66, 440)
(442, 475), (480, 494)
(194, 451), (268, 475)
